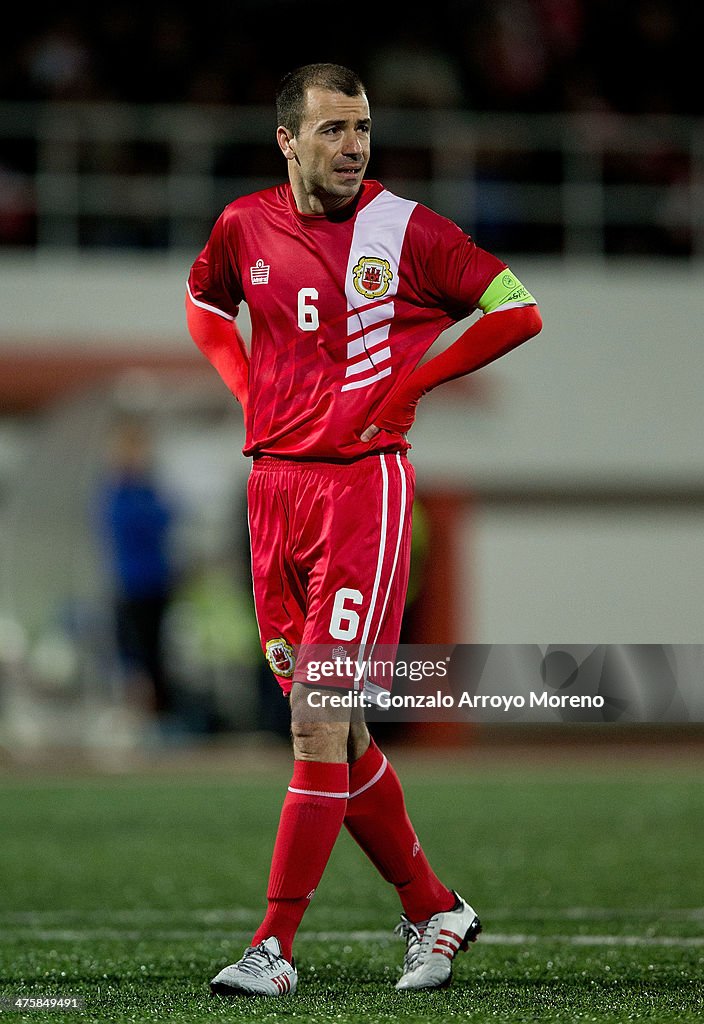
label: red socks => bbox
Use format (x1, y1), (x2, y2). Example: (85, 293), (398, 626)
(251, 742), (452, 961)
(251, 760), (349, 961)
(344, 738), (455, 922)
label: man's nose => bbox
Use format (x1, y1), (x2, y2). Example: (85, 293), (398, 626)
(342, 130), (363, 156)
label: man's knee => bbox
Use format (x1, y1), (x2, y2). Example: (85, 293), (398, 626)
(290, 683), (350, 761)
(291, 718), (349, 761)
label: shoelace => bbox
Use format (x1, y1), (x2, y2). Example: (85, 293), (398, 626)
(236, 942), (284, 977)
(394, 918), (430, 973)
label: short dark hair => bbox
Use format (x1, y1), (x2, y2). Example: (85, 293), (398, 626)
(276, 63), (366, 136)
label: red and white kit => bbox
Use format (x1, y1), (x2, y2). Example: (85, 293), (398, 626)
(187, 180), (505, 460)
(247, 452), (414, 693)
(187, 180), (507, 690)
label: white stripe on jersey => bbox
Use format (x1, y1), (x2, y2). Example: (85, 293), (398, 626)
(486, 299), (536, 313)
(341, 190), (416, 392)
(346, 308), (394, 359)
(345, 347), (392, 377)
(185, 281), (235, 320)
(341, 366), (392, 391)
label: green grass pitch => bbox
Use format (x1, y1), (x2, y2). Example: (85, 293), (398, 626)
(0, 741), (702, 1022)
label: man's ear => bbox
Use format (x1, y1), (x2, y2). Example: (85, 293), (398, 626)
(277, 125), (296, 161)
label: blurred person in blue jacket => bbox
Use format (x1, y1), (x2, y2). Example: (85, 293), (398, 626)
(97, 415), (175, 718)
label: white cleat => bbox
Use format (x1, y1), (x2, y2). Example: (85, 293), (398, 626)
(210, 936), (297, 997)
(394, 891), (482, 991)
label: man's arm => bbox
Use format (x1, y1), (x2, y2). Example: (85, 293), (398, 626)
(185, 290), (250, 413)
(361, 276), (542, 442)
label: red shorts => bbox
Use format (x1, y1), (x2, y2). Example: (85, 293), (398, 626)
(247, 452), (415, 694)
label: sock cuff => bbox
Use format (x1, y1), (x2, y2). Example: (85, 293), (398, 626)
(288, 760), (349, 799)
(348, 738), (388, 799)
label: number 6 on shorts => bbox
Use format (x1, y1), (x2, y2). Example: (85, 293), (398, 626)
(329, 588), (363, 641)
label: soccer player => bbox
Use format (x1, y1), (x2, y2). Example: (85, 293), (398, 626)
(186, 63), (542, 996)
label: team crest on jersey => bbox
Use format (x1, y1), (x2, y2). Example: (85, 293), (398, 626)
(352, 256), (393, 299)
(265, 637), (295, 677)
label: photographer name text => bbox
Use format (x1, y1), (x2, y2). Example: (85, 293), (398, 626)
(306, 690), (605, 711)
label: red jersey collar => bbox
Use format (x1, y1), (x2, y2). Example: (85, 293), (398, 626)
(284, 179), (385, 224)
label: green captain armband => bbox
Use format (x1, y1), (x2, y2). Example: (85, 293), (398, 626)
(477, 270), (536, 314)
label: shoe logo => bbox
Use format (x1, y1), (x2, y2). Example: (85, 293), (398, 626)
(250, 258), (270, 285)
(271, 973), (291, 994)
(433, 929), (462, 959)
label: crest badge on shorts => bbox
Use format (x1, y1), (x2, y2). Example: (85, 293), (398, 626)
(265, 637), (296, 677)
(352, 256), (393, 299)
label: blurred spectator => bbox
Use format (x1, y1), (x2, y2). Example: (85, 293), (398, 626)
(96, 416), (177, 721)
(0, 2), (700, 260)
(22, 16), (99, 100)
(366, 29), (464, 108)
(463, 0), (553, 111)
(0, 162), (35, 244)
(1, 2), (700, 114)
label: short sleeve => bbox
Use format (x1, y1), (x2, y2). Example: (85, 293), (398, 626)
(187, 207), (244, 319)
(420, 213), (507, 316)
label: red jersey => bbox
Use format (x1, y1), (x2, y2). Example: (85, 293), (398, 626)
(187, 179), (505, 460)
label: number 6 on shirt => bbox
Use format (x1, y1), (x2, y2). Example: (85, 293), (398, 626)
(329, 587), (363, 641)
(297, 288), (319, 331)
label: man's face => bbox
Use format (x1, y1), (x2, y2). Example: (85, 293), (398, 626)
(280, 87), (371, 212)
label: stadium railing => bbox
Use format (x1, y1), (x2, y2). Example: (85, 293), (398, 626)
(0, 103), (702, 258)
